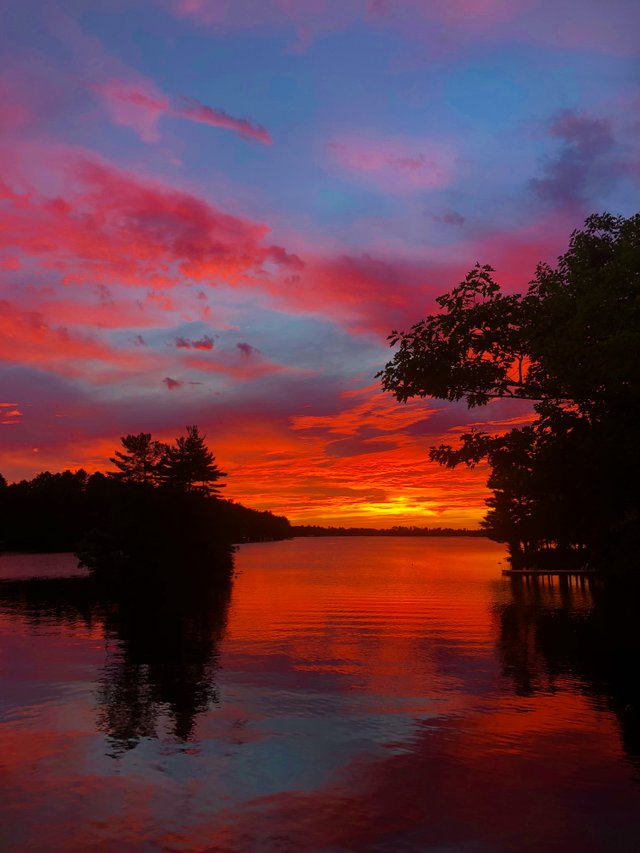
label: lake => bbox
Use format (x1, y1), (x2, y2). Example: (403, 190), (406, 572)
(0, 538), (639, 851)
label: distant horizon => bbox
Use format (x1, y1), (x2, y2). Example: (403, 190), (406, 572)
(1, 464), (483, 532)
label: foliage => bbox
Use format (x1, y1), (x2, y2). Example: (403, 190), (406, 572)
(157, 425), (226, 495)
(380, 213), (640, 571)
(110, 433), (165, 485)
(0, 425), (291, 574)
(382, 213), (640, 415)
(75, 485), (235, 585)
(109, 426), (226, 495)
(0, 469), (96, 552)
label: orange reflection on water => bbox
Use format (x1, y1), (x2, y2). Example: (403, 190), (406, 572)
(1, 540), (639, 851)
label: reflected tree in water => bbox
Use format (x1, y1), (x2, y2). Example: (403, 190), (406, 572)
(97, 578), (232, 753)
(0, 567), (233, 756)
(496, 578), (640, 764)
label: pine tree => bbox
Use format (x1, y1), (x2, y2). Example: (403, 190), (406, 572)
(159, 425), (226, 496)
(110, 433), (164, 485)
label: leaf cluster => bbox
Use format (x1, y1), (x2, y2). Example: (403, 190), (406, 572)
(381, 213), (640, 418)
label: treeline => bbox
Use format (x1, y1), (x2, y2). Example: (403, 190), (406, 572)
(0, 426), (291, 586)
(292, 525), (484, 537)
(0, 471), (291, 553)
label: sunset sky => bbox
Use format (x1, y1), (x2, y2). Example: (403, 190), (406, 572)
(1, 0), (638, 526)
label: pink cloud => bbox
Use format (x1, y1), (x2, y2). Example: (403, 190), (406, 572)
(182, 349), (299, 380)
(0, 401), (23, 426)
(370, 0), (528, 28)
(0, 299), (157, 378)
(170, 0), (517, 50)
(0, 141), (567, 347)
(173, 96), (272, 144)
(0, 148), (301, 291)
(94, 80), (272, 144)
(261, 209), (581, 340)
(163, 376), (183, 389)
(269, 253), (451, 337)
(169, 0), (520, 47)
(92, 80), (169, 143)
(328, 135), (455, 194)
(1, 292), (164, 331)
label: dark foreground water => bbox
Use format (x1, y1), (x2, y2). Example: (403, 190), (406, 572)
(1, 538), (639, 852)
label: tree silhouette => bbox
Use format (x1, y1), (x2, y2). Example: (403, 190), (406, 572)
(380, 213), (640, 570)
(158, 425), (227, 496)
(0, 435), (289, 558)
(110, 433), (165, 485)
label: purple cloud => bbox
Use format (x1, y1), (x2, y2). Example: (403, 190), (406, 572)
(237, 342), (259, 357)
(163, 376), (183, 390)
(530, 110), (615, 208)
(175, 335), (215, 350)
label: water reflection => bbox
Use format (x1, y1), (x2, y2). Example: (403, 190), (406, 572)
(496, 576), (640, 765)
(2, 541), (640, 851)
(0, 571), (232, 755)
(98, 581), (231, 753)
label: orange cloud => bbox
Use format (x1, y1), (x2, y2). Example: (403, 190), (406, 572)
(0, 402), (22, 425)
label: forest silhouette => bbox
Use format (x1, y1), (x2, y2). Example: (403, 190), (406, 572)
(381, 213), (640, 573)
(0, 425), (290, 586)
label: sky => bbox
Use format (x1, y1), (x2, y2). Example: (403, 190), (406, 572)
(1, 0), (638, 527)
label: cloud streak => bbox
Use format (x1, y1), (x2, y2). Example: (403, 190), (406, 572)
(94, 80), (272, 144)
(173, 95), (272, 144)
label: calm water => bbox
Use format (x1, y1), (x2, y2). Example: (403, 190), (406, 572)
(1, 538), (639, 852)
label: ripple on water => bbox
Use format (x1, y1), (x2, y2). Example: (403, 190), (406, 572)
(1, 538), (639, 852)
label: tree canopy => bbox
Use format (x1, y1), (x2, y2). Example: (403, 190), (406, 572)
(109, 425), (227, 496)
(157, 425), (227, 496)
(110, 433), (165, 485)
(380, 213), (640, 571)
